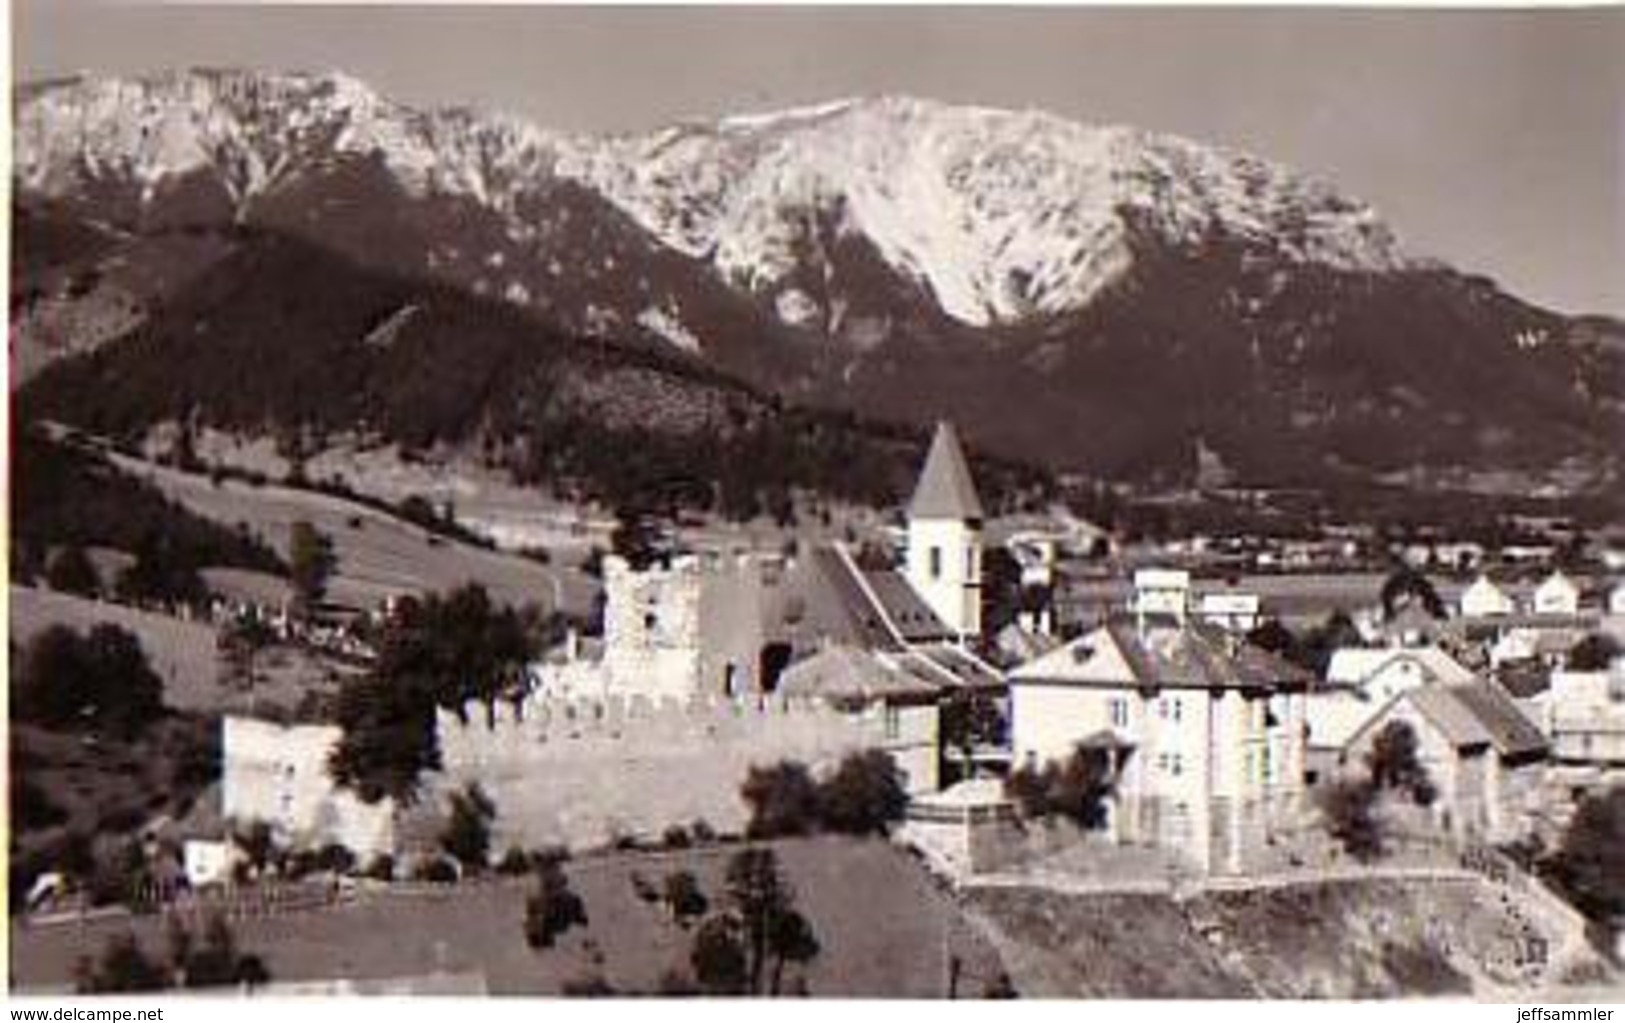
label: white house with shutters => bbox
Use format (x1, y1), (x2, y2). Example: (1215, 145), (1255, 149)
(1008, 575), (1312, 875)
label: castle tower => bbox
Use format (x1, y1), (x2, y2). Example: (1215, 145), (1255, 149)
(905, 421), (985, 643)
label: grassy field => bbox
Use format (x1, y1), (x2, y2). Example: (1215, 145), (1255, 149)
(104, 451), (599, 617)
(9, 586), (337, 718)
(10, 837), (1007, 997)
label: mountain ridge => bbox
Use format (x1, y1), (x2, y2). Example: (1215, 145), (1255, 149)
(13, 68), (1624, 494)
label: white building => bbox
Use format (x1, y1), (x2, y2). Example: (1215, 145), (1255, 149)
(1345, 683), (1548, 845)
(1531, 668), (1625, 803)
(1008, 603), (1312, 875)
(777, 643), (943, 793)
(904, 421), (985, 644)
(1130, 568), (1192, 620)
(1198, 592), (1261, 634)
(222, 717), (397, 860)
(1306, 646), (1477, 781)
(1460, 574), (1515, 618)
(1610, 583), (1625, 616)
(1533, 570), (1581, 617)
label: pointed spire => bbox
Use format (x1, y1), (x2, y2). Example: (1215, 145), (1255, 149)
(908, 421), (984, 521)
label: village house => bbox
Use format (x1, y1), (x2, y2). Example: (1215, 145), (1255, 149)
(776, 643), (944, 793)
(1305, 645), (1477, 783)
(1529, 666), (1625, 813)
(1344, 682), (1548, 845)
(1532, 569), (1581, 617)
(1007, 571), (1312, 875)
(1460, 574), (1516, 619)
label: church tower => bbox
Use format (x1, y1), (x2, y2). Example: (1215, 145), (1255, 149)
(905, 421), (985, 643)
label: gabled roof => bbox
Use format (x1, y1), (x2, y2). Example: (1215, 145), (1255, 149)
(908, 421), (985, 521)
(1326, 646), (1476, 690)
(1385, 683), (1548, 759)
(1447, 683), (1548, 757)
(1010, 615), (1311, 692)
(792, 545), (953, 653)
(777, 645), (940, 704)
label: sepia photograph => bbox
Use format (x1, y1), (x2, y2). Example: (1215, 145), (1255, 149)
(6, 0), (1625, 1003)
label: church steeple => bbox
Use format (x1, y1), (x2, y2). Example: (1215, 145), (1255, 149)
(905, 421), (984, 643)
(909, 421), (985, 522)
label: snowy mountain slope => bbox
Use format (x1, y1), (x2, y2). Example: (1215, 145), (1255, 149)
(17, 72), (1404, 331)
(13, 69), (1624, 492)
(564, 95), (1407, 326)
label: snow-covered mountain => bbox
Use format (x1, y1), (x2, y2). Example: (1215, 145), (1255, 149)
(566, 95), (1407, 327)
(14, 69), (1624, 492)
(17, 70), (1404, 330)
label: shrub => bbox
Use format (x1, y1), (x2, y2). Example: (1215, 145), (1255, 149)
(1320, 778), (1384, 862)
(1545, 785), (1625, 921)
(496, 847), (533, 876)
(816, 750), (908, 836)
(362, 854), (395, 881)
(661, 824), (692, 850)
(663, 870), (708, 928)
(1005, 746), (1114, 830)
(440, 783), (497, 872)
(741, 761), (820, 839)
(523, 860), (588, 950)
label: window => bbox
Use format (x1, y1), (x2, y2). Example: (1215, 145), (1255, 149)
(966, 547), (978, 580)
(1171, 698), (1183, 723)
(885, 706), (901, 740)
(929, 546), (942, 580)
(1261, 745), (1273, 783)
(1170, 753), (1183, 777)
(1108, 698), (1129, 728)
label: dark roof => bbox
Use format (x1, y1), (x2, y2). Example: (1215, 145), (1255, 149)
(908, 421), (985, 521)
(912, 644), (1006, 692)
(794, 546), (952, 653)
(866, 570), (954, 643)
(1102, 616), (1312, 692)
(1448, 683), (1548, 758)
(1496, 662), (1552, 699)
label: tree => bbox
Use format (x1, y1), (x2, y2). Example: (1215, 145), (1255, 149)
(1380, 566), (1446, 621)
(610, 501), (668, 571)
(231, 819), (279, 878)
(523, 859), (588, 950)
(663, 870), (709, 929)
(218, 613), (276, 692)
(980, 546), (1025, 637)
(1568, 633), (1622, 672)
(940, 690), (1006, 782)
(440, 783), (497, 872)
(1319, 778), (1383, 862)
(1366, 720), (1437, 806)
(1545, 785), (1625, 922)
(45, 544), (101, 597)
(115, 528), (207, 609)
(331, 584), (537, 803)
(689, 914), (748, 995)
(741, 761), (821, 839)
(15, 624), (165, 738)
(288, 520), (336, 618)
(723, 847), (819, 995)
(816, 750), (908, 836)
(1005, 745), (1114, 830)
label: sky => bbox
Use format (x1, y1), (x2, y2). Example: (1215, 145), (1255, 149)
(13, 2), (1625, 317)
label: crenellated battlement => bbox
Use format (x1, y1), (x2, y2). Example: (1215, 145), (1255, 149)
(426, 690), (890, 851)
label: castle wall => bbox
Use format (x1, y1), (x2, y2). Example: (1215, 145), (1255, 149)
(430, 693), (895, 852)
(222, 717), (396, 860)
